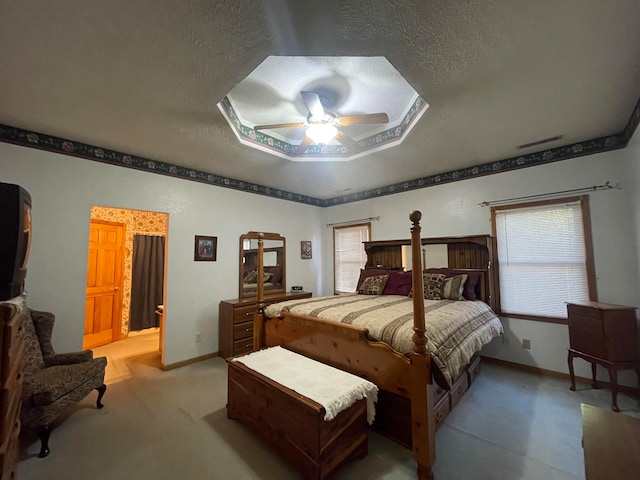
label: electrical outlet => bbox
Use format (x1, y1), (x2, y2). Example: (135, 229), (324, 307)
(195, 332), (202, 343)
(522, 338), (531, 350)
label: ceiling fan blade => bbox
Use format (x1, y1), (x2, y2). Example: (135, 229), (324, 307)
(253, 122), (306, 131)
(335, 113), (389, 127)
(294, 136), (313, 155)
(335, 130), (363, 154)
(300, 91), (325, 118)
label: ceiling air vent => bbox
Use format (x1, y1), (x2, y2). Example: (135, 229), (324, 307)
(516, 135), (563, 150)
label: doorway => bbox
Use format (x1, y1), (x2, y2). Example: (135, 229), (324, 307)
(84, 206), (169, 370)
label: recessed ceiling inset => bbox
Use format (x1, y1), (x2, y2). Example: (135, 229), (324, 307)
(218, 56), (428, 162)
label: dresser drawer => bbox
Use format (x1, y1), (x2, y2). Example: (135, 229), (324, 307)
(0, 386), (21, 449)
(569, 325), (607, 358)
(0, 420), (19, 480)
(0, 313), (24, 385)
(233, 305), (256, 322)
(233, 321), (253, 340)
(568, 304), (601, 319)
(233, 337), (254, 356)
(568, 312), (602, 330)
(450, 373), (469, 409)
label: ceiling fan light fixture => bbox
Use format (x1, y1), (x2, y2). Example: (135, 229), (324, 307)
(306, 124), (337, 145)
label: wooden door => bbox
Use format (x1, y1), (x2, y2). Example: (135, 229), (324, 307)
(84, 220), (124, 349)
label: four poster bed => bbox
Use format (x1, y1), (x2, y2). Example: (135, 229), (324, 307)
(250, 211), (503, 480)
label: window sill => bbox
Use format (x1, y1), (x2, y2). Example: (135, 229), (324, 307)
(498, 312), (568, 325)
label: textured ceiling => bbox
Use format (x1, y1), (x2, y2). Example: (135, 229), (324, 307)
(1, 1), (640, 200)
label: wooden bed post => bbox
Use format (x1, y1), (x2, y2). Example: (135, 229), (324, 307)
(253, 232), (265, 351)
(408, 211), (435, 480)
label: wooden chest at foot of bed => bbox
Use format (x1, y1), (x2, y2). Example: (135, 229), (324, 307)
(227, 360), (369, 480)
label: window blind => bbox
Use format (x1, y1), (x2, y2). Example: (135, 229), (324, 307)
(334, 224), (370, 293)
(494, 201), (589, 318)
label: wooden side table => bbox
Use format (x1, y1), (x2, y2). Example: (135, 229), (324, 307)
(567, 301), (640, 412)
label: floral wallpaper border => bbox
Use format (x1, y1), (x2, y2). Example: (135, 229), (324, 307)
(218, 95), (428, 158)
(0, 94), (638, 207)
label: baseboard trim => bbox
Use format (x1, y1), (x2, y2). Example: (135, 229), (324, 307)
(481, 356), (640, 397)
(162, 352), (218, 371)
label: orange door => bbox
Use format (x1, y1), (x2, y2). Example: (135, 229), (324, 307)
(83, 220), (124, 349)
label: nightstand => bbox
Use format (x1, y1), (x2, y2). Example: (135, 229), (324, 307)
(567, 301), (640, 411)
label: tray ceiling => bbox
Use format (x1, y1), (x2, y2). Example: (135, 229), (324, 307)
(1, 1), (639, 201)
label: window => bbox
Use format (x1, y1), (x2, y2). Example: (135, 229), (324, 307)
(333, 223), (371, 294)
(491, 196), (596, 321)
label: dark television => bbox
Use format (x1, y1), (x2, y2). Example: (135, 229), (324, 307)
(0, 182), (32, 300)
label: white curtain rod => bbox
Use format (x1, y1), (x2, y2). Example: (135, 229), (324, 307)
(479, 181), (621, 207)
(326, 216), (381, 227)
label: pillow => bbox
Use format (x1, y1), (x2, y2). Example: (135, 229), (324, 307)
(243, 270), (271, 283)
(410, 273), (446, 300)
(243, 270), (258, 283)
(422, 273), (445, 300)
(264, 266), (282, 285)
(382, 271), (413, 296)
(441, 274), (468, 300)
(424, 268), (482, 300)
(358, 274), (389, 295)
(356, 268), (390, 290)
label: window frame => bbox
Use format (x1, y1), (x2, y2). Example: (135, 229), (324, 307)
(490, 195), (597, 324)
(333, 222), (371, 295)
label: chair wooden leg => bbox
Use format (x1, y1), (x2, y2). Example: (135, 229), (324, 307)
(38, 425), (51, 458)
(96, 384), (107, 409)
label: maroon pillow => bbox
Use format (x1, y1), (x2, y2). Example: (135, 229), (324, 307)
(382, 271), (413, 296)
(264, 266), (282, 285)
(356, 268), (390, 290)
(424, 268), (482, 300)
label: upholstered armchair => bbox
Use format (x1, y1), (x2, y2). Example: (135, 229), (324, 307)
(21, 309), (107, 457)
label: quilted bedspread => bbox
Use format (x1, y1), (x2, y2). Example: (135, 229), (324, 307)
(264, 294), (503, 386)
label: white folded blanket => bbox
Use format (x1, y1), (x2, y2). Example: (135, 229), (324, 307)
(232, 346), (378, 424)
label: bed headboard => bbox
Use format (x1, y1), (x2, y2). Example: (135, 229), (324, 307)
(363, 235), (500, 312)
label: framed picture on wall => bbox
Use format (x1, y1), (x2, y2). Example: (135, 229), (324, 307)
(300, 240), (312, 259)
(194, 235), (217, 261)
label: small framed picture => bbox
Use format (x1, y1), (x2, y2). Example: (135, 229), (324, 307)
(300, 240), (312, 259)
(194, 235), (217, 261)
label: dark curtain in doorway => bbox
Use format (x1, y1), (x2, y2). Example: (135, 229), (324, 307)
(130, 235), (165, 331)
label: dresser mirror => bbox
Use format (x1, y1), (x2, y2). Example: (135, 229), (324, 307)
(239, 231), (286, 299)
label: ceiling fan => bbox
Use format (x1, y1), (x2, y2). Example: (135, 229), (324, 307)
(253, 91), (389, 155)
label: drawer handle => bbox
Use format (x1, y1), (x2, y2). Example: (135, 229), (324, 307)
(244, 312), (251, 317)
(245, 328), (251, 332)
(436, 412), (443, 422)
(457, 386), (464, 394)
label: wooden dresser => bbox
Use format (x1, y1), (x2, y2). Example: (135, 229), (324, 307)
(219, 291), (312, 358)
(567, 301), (640, 411)
(0, 303), (26, 480)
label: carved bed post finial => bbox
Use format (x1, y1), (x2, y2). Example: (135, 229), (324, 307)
(410, 211), (427, 355)
(253, 232), (266, 351)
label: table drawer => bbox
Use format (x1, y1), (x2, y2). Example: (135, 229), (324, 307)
(233, 321), (253, 340)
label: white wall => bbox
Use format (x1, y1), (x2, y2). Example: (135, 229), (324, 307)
(0, 143), (324, 366)
(322, 146), (640, 383)
(3, 134), (639, 381)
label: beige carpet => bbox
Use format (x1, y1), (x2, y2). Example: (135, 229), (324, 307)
(17, 338), (640, 480)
